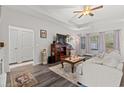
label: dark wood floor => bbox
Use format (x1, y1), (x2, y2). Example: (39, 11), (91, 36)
(6, 62), (77, 87)
(6, 62), (124, 87)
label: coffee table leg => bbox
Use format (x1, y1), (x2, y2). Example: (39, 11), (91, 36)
(72, 64), (74, 73)
(61, 61), (64, 68)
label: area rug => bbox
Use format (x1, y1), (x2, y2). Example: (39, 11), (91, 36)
(10, 71), (38, 87)
(49, 63), (80, 86)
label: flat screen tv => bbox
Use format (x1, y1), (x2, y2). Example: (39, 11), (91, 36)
(56, 34), (67, 44)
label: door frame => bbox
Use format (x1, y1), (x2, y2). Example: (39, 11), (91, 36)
(9, 25), (35, 66)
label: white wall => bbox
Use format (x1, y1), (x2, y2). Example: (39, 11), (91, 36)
(0, 6), (74, 72)
(0, 6), (2, 40)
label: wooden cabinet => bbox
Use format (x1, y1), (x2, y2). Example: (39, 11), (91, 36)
(51, 43), (61, 62)
(51, 42), (70, 62)
(51, 43), (57, 61)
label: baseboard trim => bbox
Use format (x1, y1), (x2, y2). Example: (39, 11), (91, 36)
(33, 62), (41, 66)
(9, 59), (33, 65)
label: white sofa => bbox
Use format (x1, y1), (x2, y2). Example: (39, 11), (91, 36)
(76, 50), (123, 87)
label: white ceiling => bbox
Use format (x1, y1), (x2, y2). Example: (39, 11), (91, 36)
(6, 5), (124, 30)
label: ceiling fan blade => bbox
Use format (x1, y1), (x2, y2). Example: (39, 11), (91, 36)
(73, 11), (82, 13)
(78, 14), (84, 18)
(89, 13), (94, 16)
(91, 5), (103, 11)
(71, 13), (79, 19)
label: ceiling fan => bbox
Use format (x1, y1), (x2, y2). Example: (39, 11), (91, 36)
(73, 5), (103, 18)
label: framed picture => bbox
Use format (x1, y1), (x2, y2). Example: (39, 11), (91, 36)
(40, 30), (47, 38)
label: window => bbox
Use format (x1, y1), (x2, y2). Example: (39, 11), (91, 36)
(105, 32), (114, 51)
(90, 35), (98, 50)
(81, 37), (85, 49)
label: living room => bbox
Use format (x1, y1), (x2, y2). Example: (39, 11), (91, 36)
(0, 5), (124, 87)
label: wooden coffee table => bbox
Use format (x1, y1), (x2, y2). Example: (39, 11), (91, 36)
(61, 56), (85, 73)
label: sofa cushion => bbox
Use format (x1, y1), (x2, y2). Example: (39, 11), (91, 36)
(103, 58), (119, 68)
(102, 50), (121, 68)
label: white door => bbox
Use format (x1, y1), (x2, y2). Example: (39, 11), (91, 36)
(21, 31), (33, 62)
(16, 30), (23, 63)
(9, 28), (18, 64)
(9, 26), (34, 64)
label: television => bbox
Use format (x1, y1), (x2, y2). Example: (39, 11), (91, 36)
(56, 34), (67, 44)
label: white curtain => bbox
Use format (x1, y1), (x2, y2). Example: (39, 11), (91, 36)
(75, 35), (81, 55)
(99, 32), (105, 53)
(114, 30), (120, 51)
(86, 33), (90, 53)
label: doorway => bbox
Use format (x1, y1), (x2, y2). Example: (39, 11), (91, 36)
(9, 26), (34, 69)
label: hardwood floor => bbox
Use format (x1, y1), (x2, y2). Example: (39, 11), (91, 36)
(6, 62), (77, 87)
(6, 62), (124, 87)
